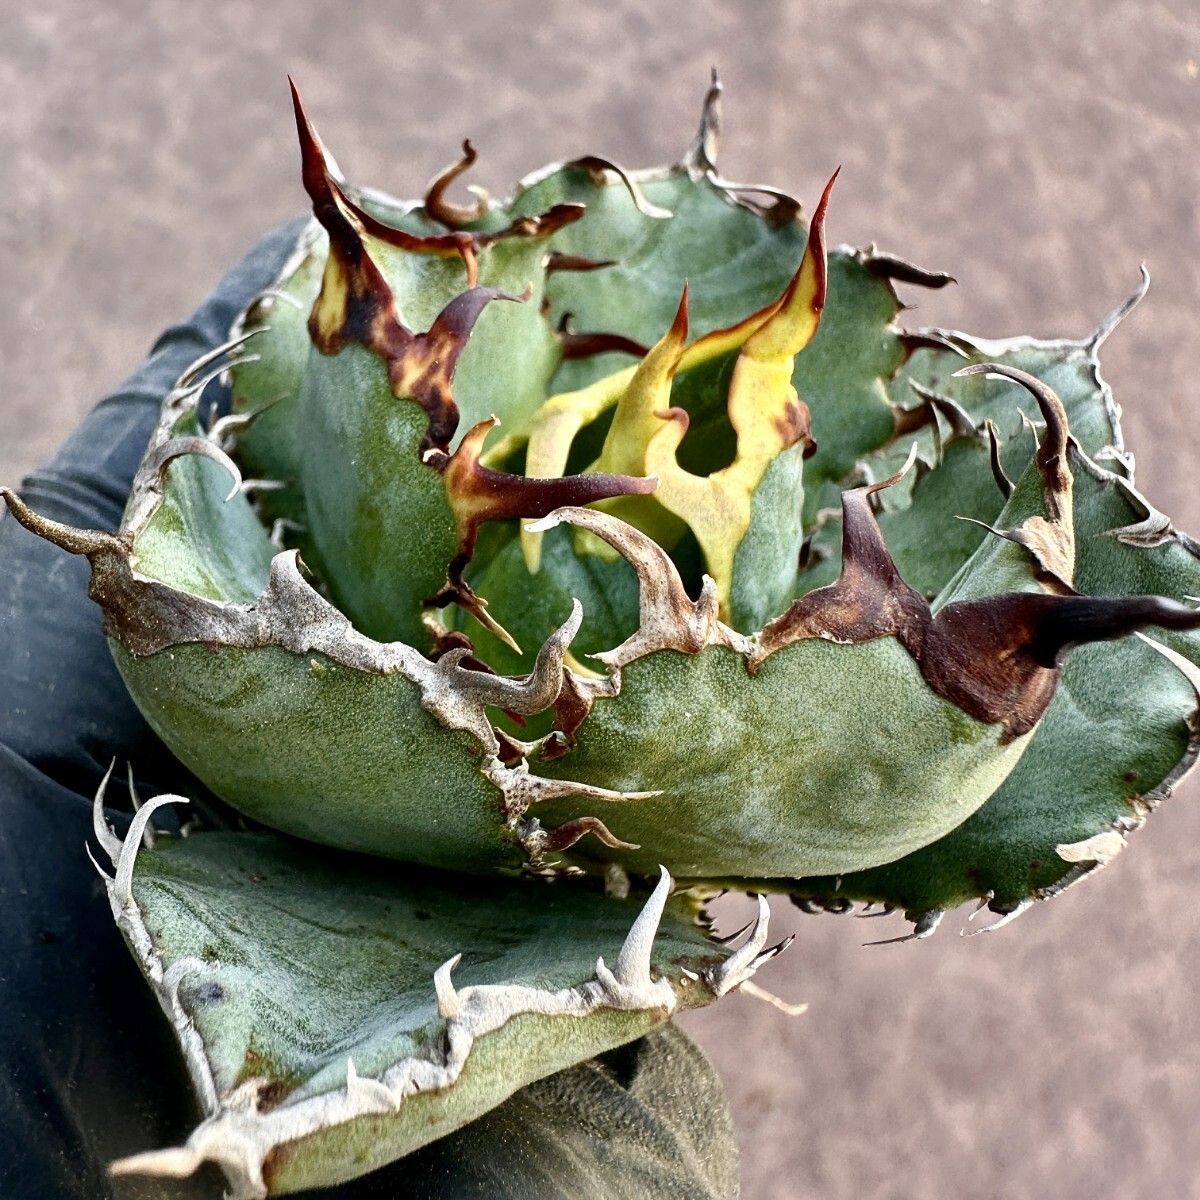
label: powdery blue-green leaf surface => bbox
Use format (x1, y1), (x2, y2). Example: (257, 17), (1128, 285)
(110, 640), (516, 874)
(295, 340), (464, 646)
(797, 290), (1136, 599)
(782, 443), (1200, 930)
(97, 815), (756, 1198)
(532, 635), (1027, 879)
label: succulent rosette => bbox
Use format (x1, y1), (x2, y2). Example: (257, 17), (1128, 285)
(8, 77), (1200, 1195)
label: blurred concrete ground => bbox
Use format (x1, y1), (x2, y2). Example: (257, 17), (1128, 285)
(2, 2), (1200, 1197)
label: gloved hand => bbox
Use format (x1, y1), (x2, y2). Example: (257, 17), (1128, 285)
(0, 222), (738, 1200)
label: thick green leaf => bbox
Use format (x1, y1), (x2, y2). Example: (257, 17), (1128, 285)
(533, 637), (1026, 879)
(297, 342), (460, 647)
(228, 224), (326, 488)
(799, 324), (1128, 601)
(783, 446), (1200, 926)
(793, 251), (908, 524)
(134, 444), (274, 605)
(104, 827), (741, 1197)
(728, 440), (806, 631)
(111, 642), (513, 873)
(230, 211), (563, 471)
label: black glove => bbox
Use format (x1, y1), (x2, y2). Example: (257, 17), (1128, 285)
(0, 222), (737, 1200)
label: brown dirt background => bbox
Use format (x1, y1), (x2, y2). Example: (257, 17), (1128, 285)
(3, 3), (1200, 1197)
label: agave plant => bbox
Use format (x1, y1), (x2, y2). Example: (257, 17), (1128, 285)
(6, 75), (1200, 1196)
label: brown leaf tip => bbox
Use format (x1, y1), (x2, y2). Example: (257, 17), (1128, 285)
(544, 252), (620, 275)
(558, 328), (650, 361)
(954, 363), (1069, 495)
(434, 419), (657, 592)
(291, 82), (482, 310)
(755, 470), (1200, 740)
(863, 253), (956, 290)
(807, 168), (838, 315)
(424, 139), (489, 230)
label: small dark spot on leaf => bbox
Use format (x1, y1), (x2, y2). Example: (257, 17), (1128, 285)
(255, 1081), (291, 1113)
(40, 929), (61, 944)
(205, 641), (219, 654)
(202, 944), (218, 961)
(413, 910), (432, 921)
(194, 981), (225, 1004)
(243, 295), (273, 325)
(1030, 861), (1041, 872)
(1124, 770), (1138, 783)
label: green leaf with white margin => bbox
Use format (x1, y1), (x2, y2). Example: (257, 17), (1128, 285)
(130, 414), (273, 606)
(117, 397), (520, 874)
(97, 810), (769, 1197)
(3, 380), (661, 878)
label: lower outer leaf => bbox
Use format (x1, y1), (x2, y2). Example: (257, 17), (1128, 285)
(110, 642), (518, 874)
(784, 636), (1196, 920)
(389, 1022), (739, 1200)
(103, 828), (745, 1197)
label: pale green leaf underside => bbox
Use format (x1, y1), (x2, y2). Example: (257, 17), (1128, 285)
(120, 830), (730, 1195)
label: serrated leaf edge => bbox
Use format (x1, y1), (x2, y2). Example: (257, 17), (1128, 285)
(91, 789), (752, 1198)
